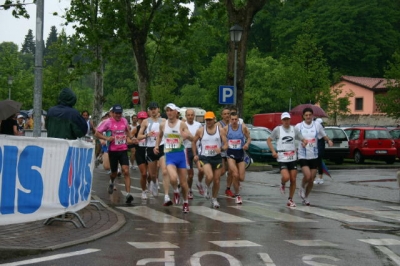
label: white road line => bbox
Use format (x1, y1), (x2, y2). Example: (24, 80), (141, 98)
(231, 205), (316, 223)
(386, 206), (400, 211)
(358, 239), (400, 246)
(375, 246), (400, 265)
(340, 206), (400, 221)
(128, 242), (179, 249)
(285, 240), (338, 247)
(210, 240), (261, 247)
(175, 206), (253, 223)
(118, 206), (189, 223)
(295, 206), (376, 223)
(0, 249), (100, 266)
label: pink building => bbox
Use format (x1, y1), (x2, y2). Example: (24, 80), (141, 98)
(333, 76), (394, 115)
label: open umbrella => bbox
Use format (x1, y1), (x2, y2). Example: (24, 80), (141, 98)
(290, 103), (328, 118)
(0, 100), (22, 120)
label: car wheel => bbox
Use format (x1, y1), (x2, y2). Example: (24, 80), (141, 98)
(334, 158), (344, 165)
(386, 156), (396, 165)
(354, 151), (364, 164)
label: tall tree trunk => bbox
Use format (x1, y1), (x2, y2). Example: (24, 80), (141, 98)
(225, 0), (268, 118)
(92, 45), (104, 126)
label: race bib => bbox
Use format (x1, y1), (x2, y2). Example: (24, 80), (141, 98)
(280, 150), (295, 161)
(149, 131), (158, 141)
(165, 138), (180, 149)
(138, 138), (146, 147)
(204, 145), (218, 156)
(307, 138), (316, 148)
(115, 135), (126, 145)
(228, 139), (241, 149)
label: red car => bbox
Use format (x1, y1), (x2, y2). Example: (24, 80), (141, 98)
(344, 127), (397, 164)
(389, 128), (400, 159)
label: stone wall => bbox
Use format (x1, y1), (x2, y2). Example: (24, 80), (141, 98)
(325, 114), (400, 127)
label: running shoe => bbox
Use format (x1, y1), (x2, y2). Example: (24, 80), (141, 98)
(302, 198), (310, 206)
(318, 179), (324, 184)
(212, 198), (220, 209)
(280, 184), (285, 195)
(141, 191), (148, 200)
(108, 182), (114, 194)
(151, 181), (158, 197)
(287, 199), (296, 207)
(225, 189), (234, 198)
(298, 187), (305, 200)
(125, 194), (134, 204)
(196, 183), (204, 195)
(188, 191), (194, 200)
(235, 195), (242, 204)
(182, 202), (189, 213)
(174, 192), (181, 205)
(117, 169), (122, 177)
(204, 186), (211, 199)
(163, 195), (173, 206)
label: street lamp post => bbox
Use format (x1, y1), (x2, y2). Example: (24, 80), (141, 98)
(7, 75), (13, 100)
(229, 24), (243, 108)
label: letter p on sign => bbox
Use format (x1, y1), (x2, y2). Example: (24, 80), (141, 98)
(218, 85), (235, 104)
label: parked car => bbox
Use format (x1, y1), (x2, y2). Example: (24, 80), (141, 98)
(323, 127), (350, 164)
(344, 127), (397, 164)
(389, 128), (400, 159)
(247, 127), (274, 162)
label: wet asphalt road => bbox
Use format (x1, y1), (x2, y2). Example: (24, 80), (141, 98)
(3, 165), (400, 266)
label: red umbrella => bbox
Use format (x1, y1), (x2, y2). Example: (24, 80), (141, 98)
(290, 104), (328, 117)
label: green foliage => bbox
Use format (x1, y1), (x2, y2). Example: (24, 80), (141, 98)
(103, 87), (132, 111)
(20, 29), (35, 55)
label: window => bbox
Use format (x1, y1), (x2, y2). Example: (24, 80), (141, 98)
(355, 98), (363, 111)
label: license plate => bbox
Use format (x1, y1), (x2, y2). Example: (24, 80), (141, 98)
(375, 150), (387, 154)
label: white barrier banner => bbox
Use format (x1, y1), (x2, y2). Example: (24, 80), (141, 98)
(0, 135), (94, 225)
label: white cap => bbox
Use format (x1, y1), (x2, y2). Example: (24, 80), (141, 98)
(17, 115), (24, 119)
(281, 112), (291, 120)
(315, 118), (323, 124)
(164, 103), (180, 112)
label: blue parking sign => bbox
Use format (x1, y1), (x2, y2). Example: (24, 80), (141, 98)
(219, 85), (235, 104)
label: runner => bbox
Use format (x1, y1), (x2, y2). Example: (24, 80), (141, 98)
(137, 102), (170, 204)
(224, 112), (251, 204)
(154, 103), (193, 213)
(267, 112), (307, 207)
(129, 114), (139, 170)
(184, 108), (203, 199)
(313, 118), (326, 185)
(95, 104), (135, 204)
(217, 106), (234, 198)
(295, 107), (333, 206)
(131, 111), (149, 200)
(193, 111), (228, 208)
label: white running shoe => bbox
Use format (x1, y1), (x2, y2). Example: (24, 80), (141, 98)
(318, 179), (324, 184)
(235, 195), (242, 204)
(204, 186), (211, 199)
(280, 184), (285, 194)
(141, 191), (148, 200)
(212, 198), (220, 208)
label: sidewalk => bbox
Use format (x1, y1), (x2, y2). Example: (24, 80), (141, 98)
(0, 195), (125, 261)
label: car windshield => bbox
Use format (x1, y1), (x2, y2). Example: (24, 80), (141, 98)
(390, 130), (400, 139)
(249, 129), (270, 141)
(325, 128), (348, 141)
(365, 130), (391, 139)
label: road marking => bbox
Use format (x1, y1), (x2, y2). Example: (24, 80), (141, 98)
(231, 205), (316, 222)
(128, 242), (179, 249)
(295, 206), (376, 223)
(176, 206), (253, 223)
(118, 206), (189, 223)
(358, 239), (400, 246)
(1, 249), (100, 266)
(340, 206), (400, 221)
(258, 253), (276, 266)
(285, 240), (338, 247)
(210, 240), (261, 247)
(191, 251), (242, 266)
(386, 206), (400, 211)
(374, 246), (400, 265)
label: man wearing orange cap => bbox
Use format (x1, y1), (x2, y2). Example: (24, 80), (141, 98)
(192, 111), (228, 208)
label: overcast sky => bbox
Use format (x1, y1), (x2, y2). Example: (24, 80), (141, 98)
(0, 1), (73, 48)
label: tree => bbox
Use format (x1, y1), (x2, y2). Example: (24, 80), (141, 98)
(20, 29), (35, 54)
(376, 51), (400, 119)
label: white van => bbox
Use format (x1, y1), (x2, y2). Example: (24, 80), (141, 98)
(179, 107), (206, 123)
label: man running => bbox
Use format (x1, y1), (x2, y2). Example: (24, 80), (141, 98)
(193, 111), (228, 208)
(267, 112), (307, 207)
(224, 112), (251, 204)
(95, 104), (134, 204)
(155, 103), (193, 213)
(184, 109), (203, 199)
(295, 107), (333, 206)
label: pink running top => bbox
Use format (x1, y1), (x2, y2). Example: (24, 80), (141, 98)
(97, 117), (130, 151)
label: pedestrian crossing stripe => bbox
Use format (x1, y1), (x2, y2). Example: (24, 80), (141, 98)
(358, 239), (400, 246)
(295, 206), (377, 223)
(386, 206), (400, 211)
(209, 240), (261, 247)
(128, 242), (179, 249)
(174, 206), (253, 223)
(118, 206), (189, 223)
(230, 205), (316, 223)
(285, 240), (338, 247)
(340, 206), (400, 221)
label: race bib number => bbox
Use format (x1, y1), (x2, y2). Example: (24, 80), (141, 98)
(165, 138), (180, 149)
(138, 138), (146, 147)
(281, 150), (295, 161)
(228, 139), (241, 149)
(204, 145), (218, 156)
(307, 138), (316, 148)
(149, 131), (158, 141)
(115, 135), (126, 145)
